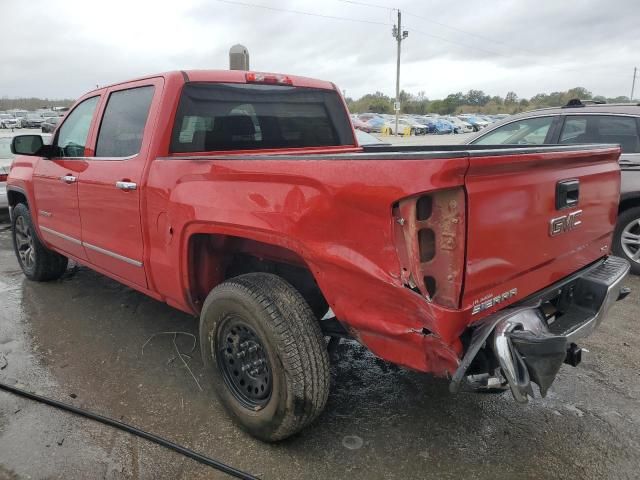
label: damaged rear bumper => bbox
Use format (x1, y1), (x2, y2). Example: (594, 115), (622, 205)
(450, 256), (631, 402)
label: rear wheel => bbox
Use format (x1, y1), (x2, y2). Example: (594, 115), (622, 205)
(200, 273), (330, 441)
(11, 203), (68, 281)
(613, 206), (640, 274)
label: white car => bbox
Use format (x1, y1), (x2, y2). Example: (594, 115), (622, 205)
(384, 117), (426, 135)
(445, 116), (474, 134)
(0, 138), (14, 210)
(458, 115), (489, 131)
(0, 114), (20, 129)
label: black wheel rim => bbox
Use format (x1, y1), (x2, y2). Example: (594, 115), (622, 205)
(216, 316), (272, 408)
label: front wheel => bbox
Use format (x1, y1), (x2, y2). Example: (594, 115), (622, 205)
(200, 273), (330, 441)
(613, 206), (640, 274)
(11, 203), (68, 281)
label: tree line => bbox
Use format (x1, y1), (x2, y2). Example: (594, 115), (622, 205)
(346, 87), (632, 115)
(0, 97), (75, 111)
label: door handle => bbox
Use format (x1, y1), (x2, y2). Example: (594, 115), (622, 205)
(60, 175), (77, 184)
(116, 181), (137, 191)
(556, 179), (579, 210)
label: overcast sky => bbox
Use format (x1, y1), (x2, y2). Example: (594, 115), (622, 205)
(1, 0), (638, 101)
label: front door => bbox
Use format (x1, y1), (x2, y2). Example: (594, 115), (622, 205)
(77, 81), (159, 288)
(32, 95), (101, 260)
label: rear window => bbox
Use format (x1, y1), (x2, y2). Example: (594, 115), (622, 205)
(170, 83), (354, 153)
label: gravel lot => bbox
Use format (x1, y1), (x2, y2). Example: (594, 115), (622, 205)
(0, 130), (639, 480)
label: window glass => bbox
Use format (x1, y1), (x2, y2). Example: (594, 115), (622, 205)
(473, 116), (555, 145)
(170, 83), (354, 153)
(560, 115), (640, 153)
(55, 96), (99, 157)
(95, 86), (155, 157)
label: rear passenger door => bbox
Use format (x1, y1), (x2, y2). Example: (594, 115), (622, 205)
(77, 79), (161, 288)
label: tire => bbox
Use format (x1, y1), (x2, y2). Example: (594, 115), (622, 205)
(199, 273), (330, 441)
(11, 203), (68, 281)
(613, 206), (640, 274)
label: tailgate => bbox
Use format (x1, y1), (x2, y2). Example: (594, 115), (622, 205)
(462, 145), (621, 314)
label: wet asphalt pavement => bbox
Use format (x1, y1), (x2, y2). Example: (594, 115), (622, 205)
(0, 214), (639, 480)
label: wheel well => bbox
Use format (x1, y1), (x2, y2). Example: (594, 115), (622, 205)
(619, 196), (640, 213)
(187, 234), (328, 316)
(7, 190), (28, 209)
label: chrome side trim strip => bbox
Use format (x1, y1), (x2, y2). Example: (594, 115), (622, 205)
(83, 241), (143, 267)
(40, 226), (82, 245)
(38, 226), (143, 267)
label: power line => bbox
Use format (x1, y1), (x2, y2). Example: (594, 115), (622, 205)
(403, 10), (526, 51)
(408, 27), (509, 59)
(212, 0), (391, 26)
(336, 1), (537, 57)
(337, 0), (393, 10)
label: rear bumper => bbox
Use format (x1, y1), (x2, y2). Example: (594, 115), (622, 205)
(450, 256), (631, 402)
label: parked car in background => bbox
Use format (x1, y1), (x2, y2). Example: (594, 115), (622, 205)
(352, 117), (372, 132)
(38, 111), (60, 119)
(413, 116), (437, 134)
(384, 117), (426, 135)
(0, 114), (21, 129)
(460, 115), (489, 131)
(433, 118), (454, 134)
(21, 114), (46, 128)
(363, 115), (385, 133)
(0, 138), (13, 210)
(41, 116), (61, 133)
(467, 99), (640, 273)
(446, 116), (474, 134)
(8, 109), (28, 120)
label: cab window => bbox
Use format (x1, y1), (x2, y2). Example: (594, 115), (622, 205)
(95, 86), (155, 158)
(560, 115), (640, 153)
(472, 116), (555, 145)
(55, 96), (100, 157)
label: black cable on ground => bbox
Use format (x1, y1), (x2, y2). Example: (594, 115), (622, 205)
(0, 381), (260, 480)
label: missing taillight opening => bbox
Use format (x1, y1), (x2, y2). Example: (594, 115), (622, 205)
(394, 188), (466, 308)
(418, 228), (435, 262)
(416, 195), (433, 221)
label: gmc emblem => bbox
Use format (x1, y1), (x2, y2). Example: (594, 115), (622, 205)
(549, 210), (583, 237)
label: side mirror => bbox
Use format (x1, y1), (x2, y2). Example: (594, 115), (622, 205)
(10, 135), (60, 158)
(11, 135), (44, 156)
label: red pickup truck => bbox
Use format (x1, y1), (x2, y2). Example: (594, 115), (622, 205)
(7, 70), (631, 441)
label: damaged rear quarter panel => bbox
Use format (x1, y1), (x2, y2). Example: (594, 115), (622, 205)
(145, 155), (470, 375)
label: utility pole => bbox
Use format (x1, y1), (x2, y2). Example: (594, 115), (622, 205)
(631, 67), (637, 101)
(392, 10), (408, 136)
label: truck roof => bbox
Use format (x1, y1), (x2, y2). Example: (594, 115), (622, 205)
(87, 70), (338, 95)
